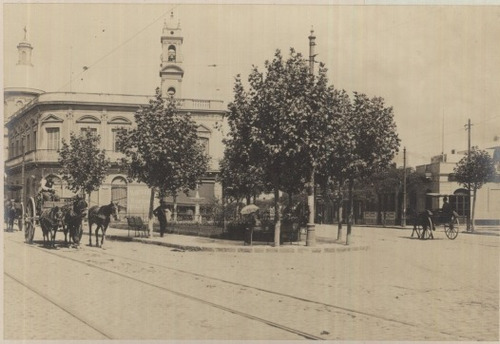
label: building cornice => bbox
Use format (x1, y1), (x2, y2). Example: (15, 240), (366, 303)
(6, 92), (227, 127)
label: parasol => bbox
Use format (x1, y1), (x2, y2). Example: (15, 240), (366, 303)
(240, 204), (259, 215)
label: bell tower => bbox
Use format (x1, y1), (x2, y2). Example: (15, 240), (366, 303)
(160, 12), (184, 98)
(17, 26), (33, 66)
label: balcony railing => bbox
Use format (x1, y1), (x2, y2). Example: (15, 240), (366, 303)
(178, 98), (224, 111)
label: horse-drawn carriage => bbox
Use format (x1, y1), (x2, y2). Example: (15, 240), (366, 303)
(408, 193), (462, 240)
(24, 192), (88, 247)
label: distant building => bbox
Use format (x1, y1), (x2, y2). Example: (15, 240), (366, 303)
(4, 13), (226, 221)
(415, 146), (500, 226)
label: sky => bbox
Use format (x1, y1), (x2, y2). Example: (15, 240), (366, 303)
(3, 1), (500, 167)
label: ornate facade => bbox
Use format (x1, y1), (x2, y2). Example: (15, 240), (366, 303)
(4, 13), (225, 220)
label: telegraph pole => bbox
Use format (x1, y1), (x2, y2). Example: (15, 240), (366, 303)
(402, 147), (407, 227)
(464, 119), (473, 231)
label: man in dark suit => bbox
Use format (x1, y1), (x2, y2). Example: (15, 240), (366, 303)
(153, 200), (168, 237)
(441, 196), (453, 223)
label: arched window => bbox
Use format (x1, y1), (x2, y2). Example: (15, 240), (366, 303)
(111, 177), (128, 213)
(451, 189), (470, 217)
(167, 87), (176, 96)
(168, 45), (176, 62)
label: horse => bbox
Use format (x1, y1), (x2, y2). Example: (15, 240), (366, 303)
(62, 196), (88, 246)
(39, 206), (65, 247)
(88, 201), (120, 247)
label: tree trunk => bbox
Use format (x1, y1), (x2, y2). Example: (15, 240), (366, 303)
(337, 184), (343, 241)
(471, 187), (477, 232)
(273, 188), (281, 247)
(306, 168), (316, 246)
(377, 193), (382, 225)
(147, 188), (155, 237)
(346, 180), (354, 245)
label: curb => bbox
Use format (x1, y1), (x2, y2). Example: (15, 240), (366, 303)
(105, 234), (369, 253)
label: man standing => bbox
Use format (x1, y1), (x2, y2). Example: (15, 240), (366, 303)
(153, 200), (168, 237)
(441, 196), (453, 223)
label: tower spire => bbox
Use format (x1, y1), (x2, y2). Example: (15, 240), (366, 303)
(160, 11), (184, 98)
(17, 26), (33, 66)
(308, 26), (316, 74)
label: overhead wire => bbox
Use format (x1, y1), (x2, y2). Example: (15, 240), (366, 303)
(56, 4), (179, 92)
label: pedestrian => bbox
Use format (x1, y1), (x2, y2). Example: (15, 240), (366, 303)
(153, 200), (168, 237)
(441, 196), (453, 223)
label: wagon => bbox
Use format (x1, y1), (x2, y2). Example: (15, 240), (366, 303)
(24, 195), (77, 244)
(410, 193), (463, 240)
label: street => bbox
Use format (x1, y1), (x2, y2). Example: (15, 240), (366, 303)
(3, 225), (499, 340)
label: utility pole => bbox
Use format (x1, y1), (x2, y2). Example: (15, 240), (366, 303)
(402, 147), (407, 227)
(464, 119), (473, 231)
(20, 134), (26, 232)
(306, 28), (317, 247)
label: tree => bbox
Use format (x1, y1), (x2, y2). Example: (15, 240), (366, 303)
(226, 49), (333, 246)
(342, 93), (400, 244)
(219, 76), (266, 205)
(58, 130), (110, 203)
(316, 88), (353, 240)
(118, 88), (210, 228)
(453, 146), (496, 231)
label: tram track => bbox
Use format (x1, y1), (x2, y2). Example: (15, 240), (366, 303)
(4, 272), (113, 339)
(5, 236), (476, 340)
(6, 238), (324, 340)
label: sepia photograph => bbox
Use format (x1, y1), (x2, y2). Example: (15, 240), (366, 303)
(2, 1), (499, 341)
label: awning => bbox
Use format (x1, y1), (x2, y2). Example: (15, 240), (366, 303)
(426, 193), (469, 197)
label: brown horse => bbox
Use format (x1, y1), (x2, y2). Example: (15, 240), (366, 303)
(62, 196), (88, 246)
(40, 206), (64, 247)
(88, 202), (119, 247)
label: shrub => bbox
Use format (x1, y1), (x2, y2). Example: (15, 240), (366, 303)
(224, 219), (248, 240)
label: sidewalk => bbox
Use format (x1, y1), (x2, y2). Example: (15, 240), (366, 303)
(103, 224), (370, 253)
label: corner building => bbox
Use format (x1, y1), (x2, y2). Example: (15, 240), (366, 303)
(4, 14), (226, 220)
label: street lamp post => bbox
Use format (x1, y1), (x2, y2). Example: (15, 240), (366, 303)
(402, 147), (407, 227)
(306, 28), (317, 247)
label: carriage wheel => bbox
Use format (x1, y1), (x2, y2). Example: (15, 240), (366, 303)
(444, 216), (460, 240)
(24, 198), (36, 244)
(420, 217), (433, 240)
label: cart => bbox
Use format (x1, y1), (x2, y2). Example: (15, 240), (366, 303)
(24, 195), (74, 244)
(410, 193), (462, 240)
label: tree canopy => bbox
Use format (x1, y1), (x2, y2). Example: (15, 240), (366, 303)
(58, 130), (110, 199)
(454, 146), (496, 191)
(222, 48), (400, 245)
(222, 48), (336, 245)
(454, 147), (496, 231)
(118, 88), (210, 199)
